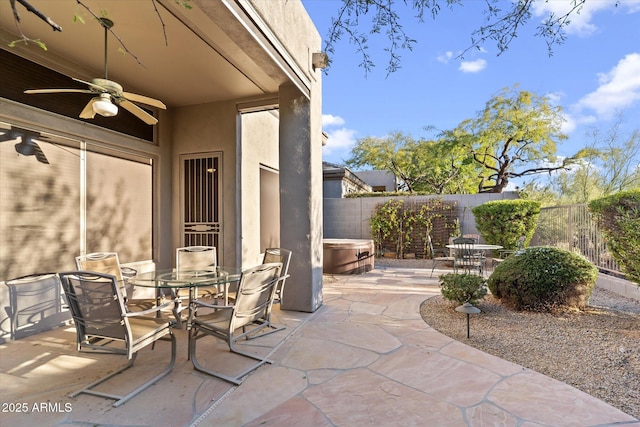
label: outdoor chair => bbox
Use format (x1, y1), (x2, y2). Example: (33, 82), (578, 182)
(189, 262), (282, 385)
(262, 248), (292, 304)
(174, 246), (223, 325)
(4, 272), (68, 339)
(492, 236), (526, 268)
(452, 237), (483, 275)
(76, 252), (163, 312)
(427, 234), (454, 278)
(58, 271), (176, 407)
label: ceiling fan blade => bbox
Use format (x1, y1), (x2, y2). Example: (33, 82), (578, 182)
(122, 92), (166, 109)
(24, 88), (93, 94)
(72, 77), (107, 92)
(79, 98), (98, 119)
(118, 99), (158, 125)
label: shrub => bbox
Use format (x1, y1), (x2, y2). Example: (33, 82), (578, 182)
(472, 199), (541, 250)
(588, 190), (640, 285)
(488, 246), (598, 311)
(439, 273), (487, 305)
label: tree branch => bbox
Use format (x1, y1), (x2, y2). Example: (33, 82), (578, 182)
(15, 0), (62, 31)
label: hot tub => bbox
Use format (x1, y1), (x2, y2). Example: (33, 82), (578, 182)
(323, 238), (375, 274)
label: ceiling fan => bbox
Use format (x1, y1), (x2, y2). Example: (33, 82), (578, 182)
(0, 126), (50, 164)
(24, 18), (166, 125)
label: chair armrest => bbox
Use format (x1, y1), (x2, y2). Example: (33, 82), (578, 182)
(124, 301), (173, 318)
(192, 299), (233, 310)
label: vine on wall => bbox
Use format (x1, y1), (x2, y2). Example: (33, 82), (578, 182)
(370, 199), (458, 258)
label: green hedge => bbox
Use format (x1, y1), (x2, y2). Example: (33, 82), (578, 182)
(488, 246), (598, 311)
(589, 190), (640, 285)
(472, 199), (541, 250)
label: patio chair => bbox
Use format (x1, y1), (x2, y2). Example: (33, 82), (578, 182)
(174, 246), (223, 323)
(4, 272), (68, 339)
(189, 262), (282, 385)
(452, 237), (483, 275)
(492, 236), (526, 268)
(76, 252), (163, 312)
(427, 234), (454, 278)
(262, 248), (292, 304)
(58, 271), (176, 407)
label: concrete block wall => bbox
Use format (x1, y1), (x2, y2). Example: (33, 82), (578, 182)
(323, 192), (519, 241)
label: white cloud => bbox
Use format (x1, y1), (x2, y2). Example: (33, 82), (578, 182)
(322, 114), (345, 127)
(574, 53), (640, 119)
(533, 0), (640, 37)
(459, 59), (487, 73)
(532, 1), (607, 36)
(437, 51), (453, 64)
(323, 127), (357, 155)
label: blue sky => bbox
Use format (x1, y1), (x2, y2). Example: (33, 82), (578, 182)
(302, 0), (640, 170)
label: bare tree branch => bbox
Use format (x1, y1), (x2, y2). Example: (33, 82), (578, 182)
(75, 0), (145, 67)
(15, 0), (62, 31)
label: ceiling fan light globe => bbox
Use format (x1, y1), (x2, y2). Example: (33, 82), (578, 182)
(93, 99), (118, 117)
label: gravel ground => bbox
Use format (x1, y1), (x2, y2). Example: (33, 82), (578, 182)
(420, 287), (640, 419)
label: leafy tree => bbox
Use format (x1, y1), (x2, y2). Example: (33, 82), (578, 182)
(323, 0), (591, 75)
(345, 131), (477, 193)
(521, 115), (640, 205)
(450, 85), (581, 193)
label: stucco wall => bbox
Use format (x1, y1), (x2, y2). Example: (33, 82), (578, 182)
(250, 0), (322, 76)
(323, 192), (520, 241)
(171, 100), (238, 266)
(240, 109), (281, 266)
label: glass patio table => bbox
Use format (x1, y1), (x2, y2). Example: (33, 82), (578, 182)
(130, 267), (242, 329)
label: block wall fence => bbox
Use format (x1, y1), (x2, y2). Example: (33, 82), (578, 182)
(323, 192), (519, 241)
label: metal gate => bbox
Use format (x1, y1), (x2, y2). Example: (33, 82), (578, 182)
(180, 153), (221, 255)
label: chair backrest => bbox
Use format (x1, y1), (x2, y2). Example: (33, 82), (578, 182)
(59, 271), (128, 344)
(5, 273), (64, 339)
(463, 234), (480, 243)
(176, 246), (217, 271)
(262, 248), (292, 276)
(452, 237), (475, 260)
(230, 263), (281, 332)
(76, 252), (123, 283)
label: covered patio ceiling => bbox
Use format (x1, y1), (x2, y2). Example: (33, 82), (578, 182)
(0, 0), (303, 109)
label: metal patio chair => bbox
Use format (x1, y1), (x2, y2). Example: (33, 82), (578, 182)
(428, 234), (454, 278)
(76, 252), (163, 312)
(452, 237), (483, 275)
(59, 271), (176, 407)
(492, 235), (526, 268)
(189, 262), (282, 385)
(4, 272), (68, 339)
(262, 248), (292, 304)
(174, 246), (224, 326)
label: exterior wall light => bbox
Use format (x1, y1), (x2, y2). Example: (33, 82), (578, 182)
(312, 52), (329, 70)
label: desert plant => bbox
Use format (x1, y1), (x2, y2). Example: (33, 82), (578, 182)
(588, 190), (640, 285)
(439, 273), (487, 305)
(472, 199), (541, 250)
(488, 246), (598, 311)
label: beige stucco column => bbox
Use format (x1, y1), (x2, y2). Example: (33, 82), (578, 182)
(278, 83), (323, 313)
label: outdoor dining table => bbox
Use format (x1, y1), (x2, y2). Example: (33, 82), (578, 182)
(445, 243), (504, 251)
(445, 243), (503, 274)
(129, 267), (242, 329)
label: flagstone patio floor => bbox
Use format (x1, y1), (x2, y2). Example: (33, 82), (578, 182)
(1, 266), (638, 426)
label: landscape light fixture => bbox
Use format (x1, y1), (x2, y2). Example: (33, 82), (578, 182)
(455, 302), (481, 338)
